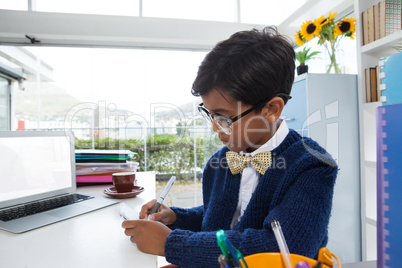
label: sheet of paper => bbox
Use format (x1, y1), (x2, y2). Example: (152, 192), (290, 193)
(119, 202), (139, 220)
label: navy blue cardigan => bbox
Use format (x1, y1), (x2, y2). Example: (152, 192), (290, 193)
(165, 130), (338, 267)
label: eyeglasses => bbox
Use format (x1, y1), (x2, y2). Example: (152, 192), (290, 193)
(198, 93), (291, 135)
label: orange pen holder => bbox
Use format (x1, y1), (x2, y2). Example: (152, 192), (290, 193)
(242, 247), (342, 268)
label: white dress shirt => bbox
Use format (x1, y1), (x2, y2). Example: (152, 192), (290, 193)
(230, 119), (289, 229)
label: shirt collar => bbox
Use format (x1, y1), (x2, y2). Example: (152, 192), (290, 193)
(240, 119), (289, 157)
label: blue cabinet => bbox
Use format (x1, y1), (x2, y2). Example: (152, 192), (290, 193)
(284, 74), (361, 263)
(282, 78), (308, 135)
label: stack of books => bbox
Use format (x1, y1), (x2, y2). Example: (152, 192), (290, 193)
(365, 52), (402, 103)
(362, 0), (402, 45)
(75, 149), (137, 184)
(364, 65), (381, 103)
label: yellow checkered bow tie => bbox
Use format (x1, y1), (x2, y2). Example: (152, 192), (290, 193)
(226, 151), (272, 175)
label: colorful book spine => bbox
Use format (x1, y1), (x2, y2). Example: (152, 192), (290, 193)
(385, 0), (402, 36)
(380, 0), (387, 39)
(375, 3), (381, 40)
(364, 65), (381, 103)
(377, 103), (402, 268)
(368, 6), (375, 43)
(370, 67), (378, 102)
(75, 149), (137, 183)
(379, 52), (402, 105)
(363, 10), (369, 45)
(363, 0), (402, 44)
(76, 174), (113, 183)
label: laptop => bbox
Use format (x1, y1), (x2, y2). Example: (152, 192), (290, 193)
(0, 130), (120, 233)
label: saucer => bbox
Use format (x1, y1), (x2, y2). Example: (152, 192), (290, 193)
(103, 186), (145, 199)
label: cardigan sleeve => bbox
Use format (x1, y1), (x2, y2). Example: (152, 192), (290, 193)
(167, 205), (204, 231)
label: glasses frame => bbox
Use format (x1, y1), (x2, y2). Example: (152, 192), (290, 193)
(198, 93), (291, 135)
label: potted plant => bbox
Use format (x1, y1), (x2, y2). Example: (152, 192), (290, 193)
(295, 47), (320, 75)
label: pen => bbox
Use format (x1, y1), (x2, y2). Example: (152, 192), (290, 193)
(149, 176), (176, 217)
(218, 254), (235, 268)
(271, 219), (292, 268)
(216, 229), (248, 268)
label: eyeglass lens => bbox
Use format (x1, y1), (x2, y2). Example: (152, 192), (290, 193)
(212, 115), (232, 134)
(198, 106), (232, 134)
(198, 107), (212, 125)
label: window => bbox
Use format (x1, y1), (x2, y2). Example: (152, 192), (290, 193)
(143, 0), (237, 22)
(3, 46), (221, 207)
(0, 0), (27, 11)
(1, 0), (307, 25)
(0, 1), (358, 209)
(35, 0), (140, 16)
(295, 37), (357, 75)
(0, 77), (9, 130)
(240, 0), (306, 25)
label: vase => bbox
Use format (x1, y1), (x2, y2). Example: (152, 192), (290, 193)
(324, 41), (341, 74)
(297, 65), (308, 75)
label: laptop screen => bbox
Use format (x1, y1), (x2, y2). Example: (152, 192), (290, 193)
(0, 131), (76, 208)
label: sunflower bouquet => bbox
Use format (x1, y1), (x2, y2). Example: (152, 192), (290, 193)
(295, 12), (356, 73)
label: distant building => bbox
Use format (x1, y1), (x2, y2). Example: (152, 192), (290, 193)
(0, 46), (53, 131)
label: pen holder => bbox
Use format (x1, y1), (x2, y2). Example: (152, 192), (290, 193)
(243, 247), (342, 268)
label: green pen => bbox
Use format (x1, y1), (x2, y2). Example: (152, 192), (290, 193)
(216, 229), (248, 268)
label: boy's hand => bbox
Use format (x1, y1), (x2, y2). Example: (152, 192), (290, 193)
(122, 219), (171, 256)
(139, 199), (177, 225)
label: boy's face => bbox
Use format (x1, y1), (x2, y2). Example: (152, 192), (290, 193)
(201, 88), (278, 153)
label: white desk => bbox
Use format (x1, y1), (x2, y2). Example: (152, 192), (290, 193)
(0, 172), (157, 268)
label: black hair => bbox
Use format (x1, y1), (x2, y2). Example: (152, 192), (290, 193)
(191, 26), (295, 106)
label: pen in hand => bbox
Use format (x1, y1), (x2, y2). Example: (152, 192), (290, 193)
(148, 176), (176, 218)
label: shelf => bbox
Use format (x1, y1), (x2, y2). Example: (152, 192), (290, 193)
(364, 163), (377, 221)
(363, 101), (381, 110)
(365, 217), (377, 226)
(357, 0), (389, 261)
(365, 160), (376, 168)
(361, 31), (402, 57)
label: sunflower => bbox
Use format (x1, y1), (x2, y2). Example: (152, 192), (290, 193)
(318, 12), (337, 27)
(317, 15), (328, 26)
(295, 31), (305, 46)
(301, 19), (321, 41)
(334, 17), (357, 39)
(327, 12), (337, 24)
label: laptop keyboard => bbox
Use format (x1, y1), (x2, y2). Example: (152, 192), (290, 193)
(0, 193), (94, 222)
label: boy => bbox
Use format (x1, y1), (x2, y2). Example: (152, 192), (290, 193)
(122, 26), (338, 267)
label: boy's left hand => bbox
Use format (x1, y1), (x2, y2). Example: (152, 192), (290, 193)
(122, 219), (172, 256)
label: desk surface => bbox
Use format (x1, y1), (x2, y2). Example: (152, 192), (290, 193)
(0, 172), (157, 268)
